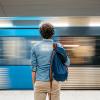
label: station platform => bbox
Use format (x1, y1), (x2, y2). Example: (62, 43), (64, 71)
(0, 90), (100, 100)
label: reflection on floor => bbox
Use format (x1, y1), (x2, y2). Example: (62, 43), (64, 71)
(0, 90), (100, 100)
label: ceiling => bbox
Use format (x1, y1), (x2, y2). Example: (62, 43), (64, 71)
(0, 0), (100, 16)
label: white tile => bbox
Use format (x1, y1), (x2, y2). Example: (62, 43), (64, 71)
(0, 90), (100, 100)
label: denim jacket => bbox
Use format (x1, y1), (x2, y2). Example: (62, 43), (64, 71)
(31, 39), (70, 81)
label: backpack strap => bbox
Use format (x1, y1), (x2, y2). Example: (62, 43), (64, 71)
(49, 42), (57, 100)
(53, 42), (57, 50)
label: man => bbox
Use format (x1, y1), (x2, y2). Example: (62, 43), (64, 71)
(31, 23), (70, 100)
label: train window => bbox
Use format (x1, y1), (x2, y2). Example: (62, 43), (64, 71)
(0, 36), (99, 65)
(56, 36), (100, 65)
(0, 37), (32, 65)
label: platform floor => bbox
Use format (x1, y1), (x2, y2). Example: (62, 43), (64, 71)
(0, 90), (100, 100)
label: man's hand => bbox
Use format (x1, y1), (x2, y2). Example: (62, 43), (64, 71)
(32, 71), (36, 84)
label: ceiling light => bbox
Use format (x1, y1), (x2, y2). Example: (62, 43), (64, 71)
(63, 45), (80, 47)
(89, 23), (100, 27)
(0, 20), (13, 27)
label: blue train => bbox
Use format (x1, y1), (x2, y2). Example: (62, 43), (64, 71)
(0, 17), (100, 90)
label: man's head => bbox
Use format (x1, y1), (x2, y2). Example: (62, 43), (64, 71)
(40, 23), (54, 39)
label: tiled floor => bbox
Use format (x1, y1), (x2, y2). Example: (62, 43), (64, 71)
(0, 90), (100, 100)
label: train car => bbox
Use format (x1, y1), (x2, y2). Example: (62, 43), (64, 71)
(0, 17), (100, 90)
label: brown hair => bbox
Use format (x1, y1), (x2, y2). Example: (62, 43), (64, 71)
(40, 23), (54, 39)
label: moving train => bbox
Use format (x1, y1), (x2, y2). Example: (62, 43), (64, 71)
(0, 17), (100, 90)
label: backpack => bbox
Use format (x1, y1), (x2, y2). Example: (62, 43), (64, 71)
(49, 43), (69, 100)
(50, 43), (69, 82)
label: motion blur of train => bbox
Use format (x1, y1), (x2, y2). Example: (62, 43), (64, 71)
(0, 17), (100, 90)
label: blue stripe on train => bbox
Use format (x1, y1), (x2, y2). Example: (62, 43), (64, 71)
(0, 66), (33, 90)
